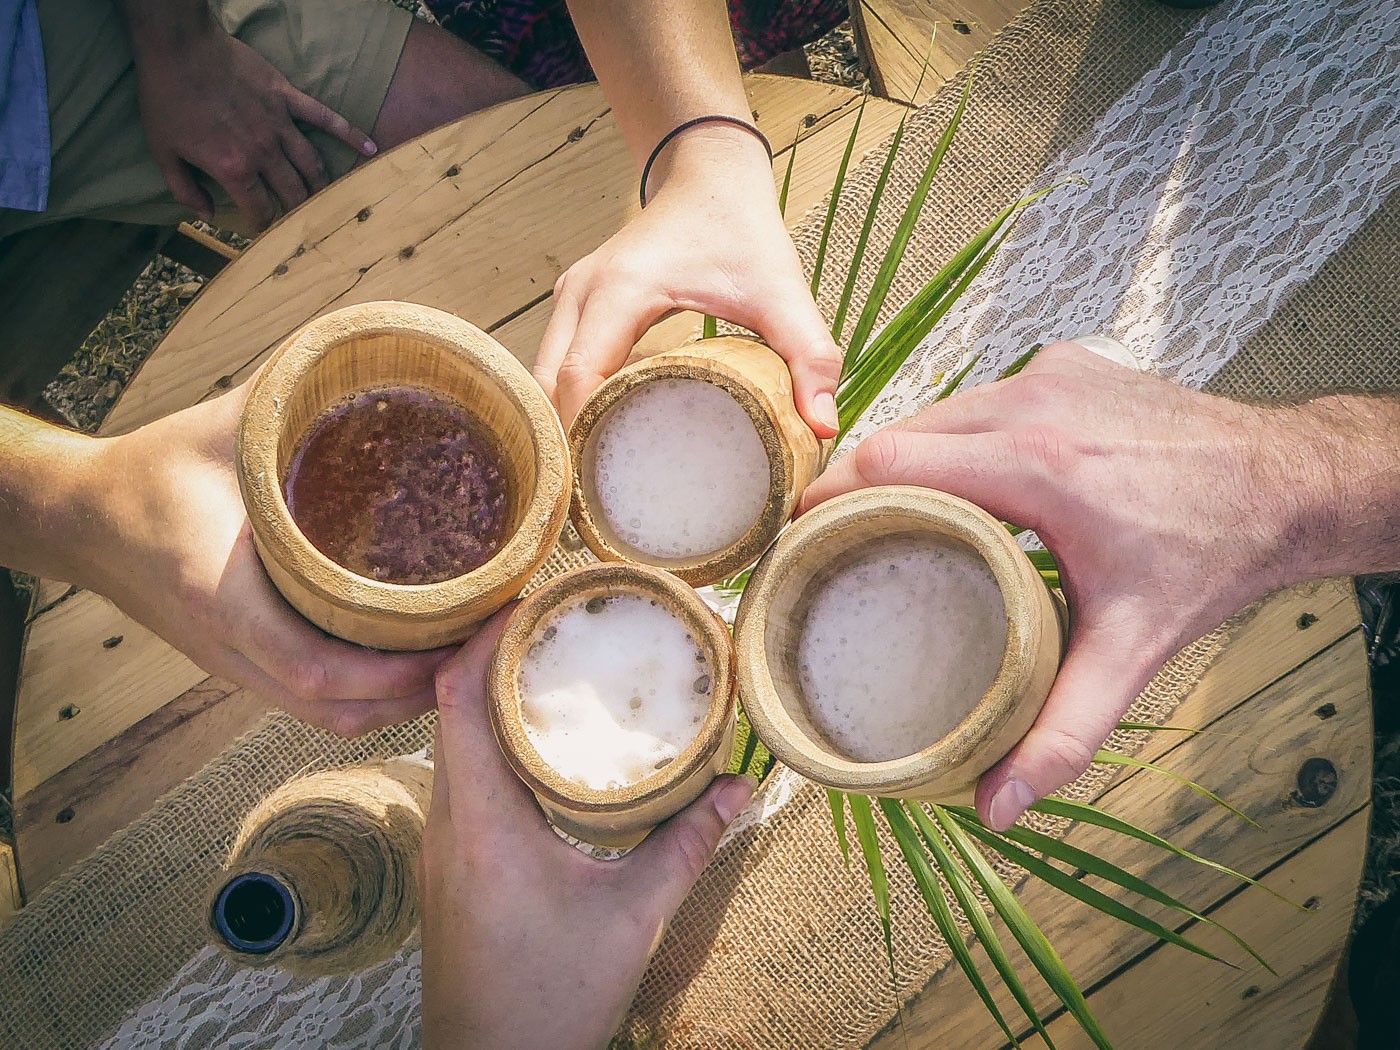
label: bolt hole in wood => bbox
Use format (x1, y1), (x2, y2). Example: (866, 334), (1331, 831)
(1316, 702), (1337, 719)
(55, 807), (74, 824)
(1298, 611), (1319, 629)
(101, 634), (123, 649)
(1291, 757), (1339, 808)
(57, 704), (79, 721)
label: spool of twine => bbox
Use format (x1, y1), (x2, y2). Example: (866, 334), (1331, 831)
(207, 757), (434, 976)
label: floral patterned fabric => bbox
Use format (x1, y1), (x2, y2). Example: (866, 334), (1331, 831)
(423, 0), (848, 89)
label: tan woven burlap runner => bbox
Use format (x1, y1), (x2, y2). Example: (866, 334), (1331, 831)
(2, 0), (1396, 1044)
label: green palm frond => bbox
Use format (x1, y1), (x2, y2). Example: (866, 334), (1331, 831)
(812, 92), (868, 299)
(1092, 751), (1262, 829)
(881, 799), (1025, 1047)
(908, 802), (1059, 1047)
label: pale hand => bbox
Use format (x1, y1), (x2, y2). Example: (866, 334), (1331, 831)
(799, 341), (1338, 830)
(132, 21), (375, 231)
(533, 127), (842, 439)
(420, 610), (755, 1050)
(76, 381), (449, 736)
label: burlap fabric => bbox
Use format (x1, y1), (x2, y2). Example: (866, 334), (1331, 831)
(2, 0), (1397, 1044)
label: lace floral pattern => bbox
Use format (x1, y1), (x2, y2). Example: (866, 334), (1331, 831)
(844, 0), (1400, 450)
(101, 0), (1399, 1044)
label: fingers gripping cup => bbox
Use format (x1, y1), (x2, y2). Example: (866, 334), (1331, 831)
(237, 301), (571, 650)
(735, 486), (1065, 803)
(488, 563), (738, 850)
(568, 336), (829, 587)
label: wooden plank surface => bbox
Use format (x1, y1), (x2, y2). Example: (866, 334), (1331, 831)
(9, 78), (908, 893)
(852, 0), (1031, 106)
(0, 842), (19, 929)
(870, 622), (1370, 1049)
(96, 77), (907, 437)
(11, 590), (202, 797)
(1029, 810), (1369, 1050)
(11, 678), (267, 897)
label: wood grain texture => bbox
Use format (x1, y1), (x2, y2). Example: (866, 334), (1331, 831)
(853, 0), (1030, 106)
(11, 590), (203, 797)
(97, 79), (908, 438)
(12, 678), (267, 896)
(1028, 810), (1370, 1050)
(869, 624), (1370, 1049)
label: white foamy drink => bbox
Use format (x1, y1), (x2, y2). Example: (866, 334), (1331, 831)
(592, 378), (770, 559)
(519, 594), (713, 790)
(797, 539), (1008, 762)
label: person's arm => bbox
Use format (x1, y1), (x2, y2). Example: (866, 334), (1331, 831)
(1, 389), (447, 736)
(115, 0), (375, 231)
(798, 340), (1400, 830)
(532, 0), (842, 437)
(420, 609), (754, 1049)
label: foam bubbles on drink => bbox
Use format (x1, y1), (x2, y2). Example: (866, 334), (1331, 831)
(797, 539), (1008, 762)
(519, 594), (713, 790)
(592, 379), (769, 559)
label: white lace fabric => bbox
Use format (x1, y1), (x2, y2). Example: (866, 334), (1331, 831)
(98, 0), (1400, 1045)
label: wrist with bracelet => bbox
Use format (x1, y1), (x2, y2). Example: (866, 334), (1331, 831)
(639, 115), (773, 208)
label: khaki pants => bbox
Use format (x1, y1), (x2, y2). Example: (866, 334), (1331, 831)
(0, 0), (412, 237)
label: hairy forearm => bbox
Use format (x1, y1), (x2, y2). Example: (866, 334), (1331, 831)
(565, 0), (757, 174)
(1276, 393), (1400, 583)
(0, 407), (106, 584)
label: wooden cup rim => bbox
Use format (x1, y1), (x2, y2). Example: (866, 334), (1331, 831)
(567, 337), (795, 587)
(488, 562), (738, 812)
(735, 485), (1048, 795)
(236, 300), (570, 623)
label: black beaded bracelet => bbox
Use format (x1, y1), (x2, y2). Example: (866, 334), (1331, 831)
(639, 115), (774, 208)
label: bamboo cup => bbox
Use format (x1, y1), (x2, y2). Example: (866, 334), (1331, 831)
(237, 301), (571, 650)
(488, 562), (738, 849)
(568, 336), (828, 587)
(735, 486), (1065, 803)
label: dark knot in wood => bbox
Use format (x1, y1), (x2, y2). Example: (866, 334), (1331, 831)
(1291, 757), (1338, 808)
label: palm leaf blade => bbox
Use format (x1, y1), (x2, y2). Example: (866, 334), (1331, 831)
(844, 73), (976, 361)
(1093, 751), (1262, 829)
(811, 94), (868, 299)
(948, 811), (1233, 968)
(948, 807), (1275, 973)
(848, 794), (895, 970)
(834, 119), (909, 351)
(1031, 798), (1304, 910)
(880, 799), (1023, 1047)
(933, 808), (1114, 1050)
(907, 803), (1059, 1047)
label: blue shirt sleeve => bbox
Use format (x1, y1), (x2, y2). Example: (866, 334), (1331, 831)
(0, 0), (51, 213)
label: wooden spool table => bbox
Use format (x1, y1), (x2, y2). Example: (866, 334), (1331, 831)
(2, 75), (1371, 1049)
